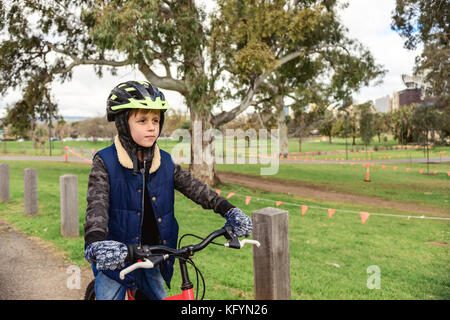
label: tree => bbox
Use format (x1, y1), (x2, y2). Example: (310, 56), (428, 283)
(391, 0), (449, 107)
(56, 119), (67, 141)
(212, 0), (384, 158)
(372, 112), (388, 143)
(334, 103), (359, 146)
(290, 100), (326, 153)
(77, 117), (116, 143)
(318, 110), (335, 144)
(0, 0), (383, 185)
(163, 109), (189, 137)
(411, 104), (441, 173)
(438, 104), (450, 142)
(358, 102), (375, 156)
(390, 105), (415, 145)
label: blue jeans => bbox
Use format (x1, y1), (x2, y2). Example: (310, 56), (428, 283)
(93, 266), (167, 300)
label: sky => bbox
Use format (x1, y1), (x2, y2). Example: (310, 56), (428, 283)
(0, 0), (422, 119)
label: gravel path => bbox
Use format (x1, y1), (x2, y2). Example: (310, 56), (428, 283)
(0, 219), (93, 300)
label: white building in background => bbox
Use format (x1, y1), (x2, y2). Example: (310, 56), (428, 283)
(401, 73), (431, 94)
(375, 76), (426, 112)
(374, 95), (391, 113)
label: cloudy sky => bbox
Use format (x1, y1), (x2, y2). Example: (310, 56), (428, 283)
(1, 0), (421, 118)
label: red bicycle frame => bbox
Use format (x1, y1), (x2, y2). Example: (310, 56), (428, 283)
(126, 288), (194, 300)
(163, 288), (195, 300)
(125, 258), (196, 300)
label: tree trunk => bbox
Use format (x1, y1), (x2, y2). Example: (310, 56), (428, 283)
(275, 96), (289, 157)
(188, 109), (221, 187)
(31, 122), (37, 150)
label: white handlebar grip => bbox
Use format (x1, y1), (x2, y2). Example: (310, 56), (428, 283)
(119, 259), (154, 280)
(224, 239), (261, 248)
(240, 239), (261, 248)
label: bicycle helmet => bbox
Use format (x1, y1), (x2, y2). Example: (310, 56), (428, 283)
(106, 81), (170, 122)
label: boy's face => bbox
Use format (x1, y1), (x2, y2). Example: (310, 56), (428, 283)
(128, 109), (160, 147)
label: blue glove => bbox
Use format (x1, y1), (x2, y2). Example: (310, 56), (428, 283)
(224, 207), (253, 237)
(84, 240), (128, 271)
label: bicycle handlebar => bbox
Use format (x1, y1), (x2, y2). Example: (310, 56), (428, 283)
(119, 227), (260, 280)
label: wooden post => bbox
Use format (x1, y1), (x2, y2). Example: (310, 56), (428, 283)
(252, 207), (290, 300)
(60, 174), (79, 237)
(0, 163), (10, 202)
(23, 168), (38, 216)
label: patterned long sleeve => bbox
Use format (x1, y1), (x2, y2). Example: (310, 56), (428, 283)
(84, 154), (110, 246)
(173, 163), (234, 217)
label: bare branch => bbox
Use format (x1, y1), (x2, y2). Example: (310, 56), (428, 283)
(45, 41), (131, 68)
(45, 41), (187, 94)
(138, 60), (187, 94)
(79, 58), (131, 67)
(212, 49), (304, 126)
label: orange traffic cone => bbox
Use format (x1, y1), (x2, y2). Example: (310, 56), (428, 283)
(365, 166), (370, 182)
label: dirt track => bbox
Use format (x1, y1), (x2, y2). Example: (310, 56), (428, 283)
(0, 219), (93, 300)
(218, 171), (449, 218)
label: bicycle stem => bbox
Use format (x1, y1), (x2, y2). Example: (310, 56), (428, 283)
(179, 259), (194, 291)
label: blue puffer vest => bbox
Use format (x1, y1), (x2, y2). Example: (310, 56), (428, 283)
(96, 142), (177, 289)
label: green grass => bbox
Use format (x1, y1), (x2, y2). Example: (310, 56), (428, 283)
(171, 181), (449, 300)
(0, 160), (449, 299)
(217, 160), (450, 212)
(3, 136), (447, 159)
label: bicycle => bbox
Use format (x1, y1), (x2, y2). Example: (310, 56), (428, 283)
(84, 226), (260, 300)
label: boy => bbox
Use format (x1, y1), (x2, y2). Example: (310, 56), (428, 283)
(84, 81), (252, 300)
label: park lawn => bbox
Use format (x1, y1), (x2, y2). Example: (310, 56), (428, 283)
(216, 160), (450, 212)
(4, 136), (448, 159)
(0, 160), (448, 299)
(172, 182), (449, 300)
(288, 135), (398, 153)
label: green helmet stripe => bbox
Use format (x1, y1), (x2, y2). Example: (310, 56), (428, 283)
(110, 96), (170, 111)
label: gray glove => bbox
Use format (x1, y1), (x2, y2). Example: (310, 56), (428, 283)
(84, 240), (128, 271)
(224, 207), (253, 237)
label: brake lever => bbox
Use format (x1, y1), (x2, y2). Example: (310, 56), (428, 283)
(223, 226), (242, 249)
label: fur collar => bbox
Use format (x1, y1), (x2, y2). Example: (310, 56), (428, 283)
(114, 135), (161, 173)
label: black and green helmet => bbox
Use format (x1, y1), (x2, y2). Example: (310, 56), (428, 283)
(106, 81), (170, 121)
